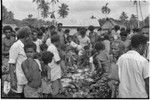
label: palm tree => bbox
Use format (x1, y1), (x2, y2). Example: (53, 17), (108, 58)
(139, 1), (144, 21)
(119, 12), (128, 21)
(133, 0), (140, 28)
(101, 3), (111, 18)
(37, 0), (50, 18)
(33, 0), (69, 20)
(58, 3), (69, 18)
(130, 14), (138, 28)
(28, 14), (33, 19)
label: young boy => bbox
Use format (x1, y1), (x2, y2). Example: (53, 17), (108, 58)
(47, 34), (63, 96)
(21, 42), (42, 98)
(41, 51), (54, 97)
(32, 29), (42, 53)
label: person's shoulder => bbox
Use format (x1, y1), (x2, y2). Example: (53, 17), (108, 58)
(117, 52), (128, 61)
(10, 40), (19, 48)
(47, 44), (56, 51)
(22, 59), (29, 66)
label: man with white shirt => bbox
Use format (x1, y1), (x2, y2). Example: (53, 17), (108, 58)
(9, 26), (31, 97)
(117, 34), (149, 98)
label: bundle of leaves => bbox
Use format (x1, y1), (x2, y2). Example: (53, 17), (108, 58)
(78, 47), (91, 69)
(89, 74), (112, 98)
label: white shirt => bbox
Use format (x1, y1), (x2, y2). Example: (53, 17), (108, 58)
(78, 35), (90, 48)
(47, 43), (62, 81)
(46, 38), (51, 47)
(33, 39), (42, 53)
(117, 50), (149, 98)
(8, 40), (28, 85)
(103, 40), (110, 54)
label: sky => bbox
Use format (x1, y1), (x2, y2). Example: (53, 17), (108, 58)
(2, 0), (150, 22)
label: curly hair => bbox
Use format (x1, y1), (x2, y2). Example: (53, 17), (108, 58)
(41, 51), (54, 65)
(95, 41), (105, 51)
(17, 26), (31, 39)
(24, 42), (37, 53)
(80, 27), (87, 36)
(40, 43), (48, 52)
(3, 25), (13, 33)
(131, 34), (148, 48)
(88, 25), (95, 31)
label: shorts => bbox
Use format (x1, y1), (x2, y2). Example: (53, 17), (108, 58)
(24, 85), (42, 98)
(51, 79), (63, 96)
(11, 84), (25, 93)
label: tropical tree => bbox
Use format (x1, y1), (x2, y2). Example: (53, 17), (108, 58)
(33, 0), (63, 19)
(144, 16), (149, 26)
(37, 0), (50, 18)
(28, 14), (33, 19)
(130, 14), (138, 28)
(58, 3), (69, 18)
(119, 12), (128, 22)
(101, 3), (111, 18)
(2, 5), (14, 23)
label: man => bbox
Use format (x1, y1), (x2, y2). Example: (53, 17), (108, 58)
(117, 34), (149, 98)
(32, 29), (42, 53)
(45, 25), (56, 46)
(120, 31), (131, 52)
(2, 26), (16, 75)
(9, 26), (31, 97)
(57, 23), (65, 46)
(2, 26), (16, 56)
(88, 25), (98, 47)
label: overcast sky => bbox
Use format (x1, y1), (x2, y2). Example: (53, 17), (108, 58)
(2, 0), (150, 21)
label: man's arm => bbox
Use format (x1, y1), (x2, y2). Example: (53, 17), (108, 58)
(2, 39), (9, 55)
(142, 59), (149, 97)
(144, 77), (149, 97)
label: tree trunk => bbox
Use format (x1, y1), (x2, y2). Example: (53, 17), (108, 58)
(136, 2), (140, 28)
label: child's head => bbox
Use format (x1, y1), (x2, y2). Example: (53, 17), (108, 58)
(24, 42), (37, 58)
(88, 25), (95, 32)
(32, 29), (38, 41)
(64, 29), (70, 35)
(67, 35), (72, 43)
(80, 27), (86, 37)
(51, 34), (60, 47)
(40, 43), (48, 52)
(38, 30), (43, 39)
(41, 51), (54, 65)
(120, 31), (128, 41)
(94, 41), (105, 52)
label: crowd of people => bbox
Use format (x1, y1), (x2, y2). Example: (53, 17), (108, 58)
(2, 23), (149, 98)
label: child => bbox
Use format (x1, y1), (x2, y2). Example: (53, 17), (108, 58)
(32, 29), (42, 53)
(88, 25), (98, 47)
(78, 27), (91, 48)
(47, 34), (63, 96)
(41, 51), (54, 97)
(21, 42), (42, 98)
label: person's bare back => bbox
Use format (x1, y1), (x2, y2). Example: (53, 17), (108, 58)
(22, 58), (42, 89)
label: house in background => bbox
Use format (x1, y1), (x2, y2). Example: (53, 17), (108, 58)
(101, 18), (126, 30)
(58, 18), (100, 35)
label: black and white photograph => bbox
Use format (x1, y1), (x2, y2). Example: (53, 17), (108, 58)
(1, 0), (150, 99)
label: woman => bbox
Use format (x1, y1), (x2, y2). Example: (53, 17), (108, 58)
(108, 40), (125, 98)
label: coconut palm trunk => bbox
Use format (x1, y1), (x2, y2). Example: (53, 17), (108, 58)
(135, 1), (140, 28)
(139, 1), (144, 21)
